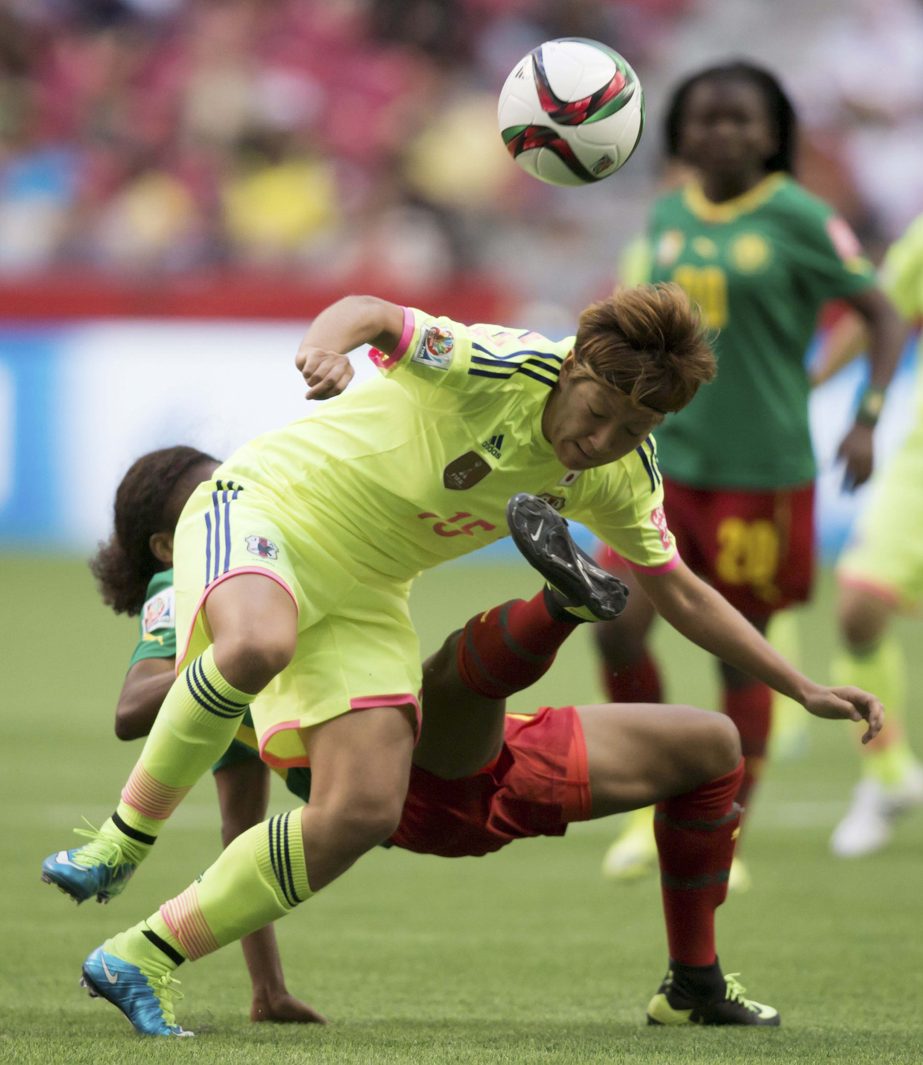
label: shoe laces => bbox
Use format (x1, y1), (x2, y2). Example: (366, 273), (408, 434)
(724, 973), (761, 1012)
(142, 964), (185, 1029)
(72, 819), (126, 869)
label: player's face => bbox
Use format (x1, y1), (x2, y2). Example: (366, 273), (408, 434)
(542, 366), (664, 470)
(677, 79), (776, 178)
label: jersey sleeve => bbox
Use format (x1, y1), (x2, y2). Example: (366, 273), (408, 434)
(128, 574), (177, 667)
(787, 195), (877, 303)
(881, 214), (923, 321)
(367, 306), (569, 398)
(572, 438), (678, 571)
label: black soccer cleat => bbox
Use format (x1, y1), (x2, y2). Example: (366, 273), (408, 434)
(506, 493), (629, 622)
(646, 969), (780, 1027)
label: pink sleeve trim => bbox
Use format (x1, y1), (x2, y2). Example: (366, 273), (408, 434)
(368, 306), (415, 370)
(175, 567), (298, 673)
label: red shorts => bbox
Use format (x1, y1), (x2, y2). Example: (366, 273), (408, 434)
(389, 706), (591, 858)
(599, 478), (815, 618)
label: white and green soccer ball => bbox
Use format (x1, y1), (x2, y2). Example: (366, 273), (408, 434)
(498, 37), (645, 188)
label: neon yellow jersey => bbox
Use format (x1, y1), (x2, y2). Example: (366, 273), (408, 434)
(880, 212), (923, 415)
(219, 307), (677, 581)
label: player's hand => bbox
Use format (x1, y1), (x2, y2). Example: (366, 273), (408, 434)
(250, 990), (328, 1024)
(295, 343), (354, 400)
(802, 683), (884, 744)
(836, 423), (874, 491)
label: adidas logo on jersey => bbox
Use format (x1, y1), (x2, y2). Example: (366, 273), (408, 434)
(481, 434), (504, 460)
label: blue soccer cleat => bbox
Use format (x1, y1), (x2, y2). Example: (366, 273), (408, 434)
(41, 823), (137, 904)
(81, 946), (192, 1037)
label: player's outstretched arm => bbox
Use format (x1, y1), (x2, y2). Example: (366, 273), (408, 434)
(114, 657), (176, 740)
(295, 295), (405, 400)
(635, 560), (884, 742)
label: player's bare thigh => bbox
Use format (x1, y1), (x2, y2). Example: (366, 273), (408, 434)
(577, 702), (741, 817)
(414, 630), (507, 780)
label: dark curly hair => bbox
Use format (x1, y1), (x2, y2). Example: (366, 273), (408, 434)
(664, 60), (798, 175)
(90, 445), (218, 616)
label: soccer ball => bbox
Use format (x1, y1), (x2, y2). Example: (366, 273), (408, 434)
(498, 38), (644, 188)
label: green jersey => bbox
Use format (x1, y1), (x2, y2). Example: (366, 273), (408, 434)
(128, 570), (177, 666)
(645, 174), (876, 489)
(880, 212), (923, 415)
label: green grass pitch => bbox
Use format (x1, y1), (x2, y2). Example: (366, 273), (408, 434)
(3, 555), (922, 1064)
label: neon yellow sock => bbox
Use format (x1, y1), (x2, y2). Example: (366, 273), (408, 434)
(831, 635), (915, 787)
(148, 810), (311, 962)
(101, 646), (255, 862)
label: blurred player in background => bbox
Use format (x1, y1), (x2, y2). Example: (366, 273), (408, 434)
(814, 213), (923, 857)
(48, 446), (325, 1024)
(596, 61), (905, 887)
(42, 285), (882, 1036)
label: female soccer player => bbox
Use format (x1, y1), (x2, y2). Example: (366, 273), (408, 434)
(49, 445), (324, 1024)
(596, 62), (906, 882)
(81, 492), (886, 1033)
(816, 213), (923, 857)
(43, 284), (882, 1033)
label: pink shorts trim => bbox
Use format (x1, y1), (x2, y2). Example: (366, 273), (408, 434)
(258, 694), (423, 769)
(175, 567), (298, 672)
(368, 306), (414, 370)
(600, 546), (680, 575)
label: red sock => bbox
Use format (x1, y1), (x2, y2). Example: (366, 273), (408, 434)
(654, 761), (744, 967)
(599, 650), (662, 703)
(455, 593), (577, 699)
(723, 682), (772, 811)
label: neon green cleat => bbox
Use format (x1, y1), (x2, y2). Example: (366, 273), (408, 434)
(647, 970), (779, 1026)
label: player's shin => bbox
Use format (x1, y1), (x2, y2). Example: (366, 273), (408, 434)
(111, 808), (312, 971)
(43, 647), (257, 904)
(722, 682), (771, 813)
(109, 646), (256, 855)
(654, 760), (744, 969)
(455, 593), (577, 698)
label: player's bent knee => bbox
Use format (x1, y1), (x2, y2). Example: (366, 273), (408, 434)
(213, 630), (296, 692)
(333, 801), (404, 853)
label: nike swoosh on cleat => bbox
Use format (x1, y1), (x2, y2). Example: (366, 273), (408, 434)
(100, 956), (119, 984)
(529, 521), (544, 542)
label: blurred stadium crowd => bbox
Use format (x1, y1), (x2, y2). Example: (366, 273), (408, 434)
(1, 0), (922, 310)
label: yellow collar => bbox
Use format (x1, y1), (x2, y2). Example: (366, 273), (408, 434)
(683, 173), (787, 222)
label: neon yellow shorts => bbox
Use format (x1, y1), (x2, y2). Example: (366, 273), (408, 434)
(837, 417), (923, 611)
(173, 477), (422, 768)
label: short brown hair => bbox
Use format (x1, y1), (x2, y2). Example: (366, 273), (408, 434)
(571, 283), (716, 412)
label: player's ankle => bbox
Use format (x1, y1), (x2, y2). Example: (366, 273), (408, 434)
(667, 958), (725, 1003)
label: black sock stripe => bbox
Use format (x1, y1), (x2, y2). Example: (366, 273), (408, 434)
(142, 928), (186, 967)
(654, 808), (739, 832)
(280, 811), (300, 905)
(185, 667), (240, 719)
(268, 815), (296, 907)
(111, 810), (157, 847)
(661, 869), (730, 891)
(192, 655), (249, 712)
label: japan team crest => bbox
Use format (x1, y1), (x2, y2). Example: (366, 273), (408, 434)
(412, 325), (455, 370)
(245, 535), (279, 560)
